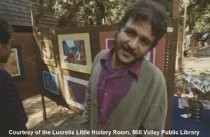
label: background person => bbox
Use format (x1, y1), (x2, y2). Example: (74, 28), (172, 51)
(0, 17), (28, 137)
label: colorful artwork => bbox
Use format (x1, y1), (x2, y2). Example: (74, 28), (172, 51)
(106, 38), (115, 49)
(42, 70), (60, 95)
(62, 40), (87, 65)
(144, 48), (156, 64)
(64, 75), (88, 110)
(0, 45), (24, 79)
(40, 40), (56, 66)
(58, 33), (92, 74)
(99, 31), (116, 49)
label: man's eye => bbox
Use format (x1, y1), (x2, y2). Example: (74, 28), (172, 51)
(140, 39), (150, 47)
(125, 30), (135, 36)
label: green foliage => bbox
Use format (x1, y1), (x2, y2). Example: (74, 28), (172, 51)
(32, 0), (172, 28)
(180, 0), (210, 34)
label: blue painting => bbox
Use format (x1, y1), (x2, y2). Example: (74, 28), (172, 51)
(42, 70), (59, 95)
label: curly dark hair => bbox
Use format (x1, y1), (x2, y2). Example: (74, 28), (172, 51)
(118, 0), (167, 48)
(0, 17), (13, 45)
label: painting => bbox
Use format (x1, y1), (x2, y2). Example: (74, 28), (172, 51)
(64, 75), (88, 110)
(42, 70), (60, 95)
(58, 33), (92, 74)
(40, 40), (56, 66)
(144, 48), (156, 64)
(106, 38), (115, 49)
(0, 44), (24, 79)
(99, 31), (116, 49)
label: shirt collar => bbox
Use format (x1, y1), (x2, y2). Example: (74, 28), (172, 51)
(100, 48), (113, 66)
(100, 48), (143, 79)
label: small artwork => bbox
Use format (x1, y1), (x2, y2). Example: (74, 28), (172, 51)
(42, 70), (60, 95)
(106, 38), (115, 49)
(99, 31), (116, 49)
(58, 33), (92, 74)
(40, 40), (56, 66)
(144, 48), (156, 64)
(0, 44), (24, 79)
(64, 75), (88, 110)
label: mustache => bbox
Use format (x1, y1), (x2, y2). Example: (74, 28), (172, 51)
(122, 45), (137, 57)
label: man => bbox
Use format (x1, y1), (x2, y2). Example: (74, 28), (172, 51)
(82, 0), (168, 136)
(0, 18), (28, 136)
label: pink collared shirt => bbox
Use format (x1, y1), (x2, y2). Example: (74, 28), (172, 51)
(97, 49), (142, 129)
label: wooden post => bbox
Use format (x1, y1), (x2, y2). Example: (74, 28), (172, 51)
(180, 0), (188, 72)
(30, 1), (47, 121)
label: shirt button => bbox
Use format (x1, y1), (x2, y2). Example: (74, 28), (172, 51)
(104, 93), (107, 96)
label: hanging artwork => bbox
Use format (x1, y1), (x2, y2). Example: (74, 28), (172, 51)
(99, 31), (116, 49)
(0, 44), (24, 79)
(42, 70), (60, 95)
(40, 40), (56, 66)
(58, 33), (92, 74)
(64, 75), (88, 110)
(144, 48), (156, 64)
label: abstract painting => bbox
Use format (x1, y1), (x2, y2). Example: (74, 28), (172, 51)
(58, 33), (92, 74)
(42, 70), (60, 95)
(64, 75), (88, 110)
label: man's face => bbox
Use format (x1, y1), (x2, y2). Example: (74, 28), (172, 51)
(0, 41), (12, 63)
(114, 19), (155, 68)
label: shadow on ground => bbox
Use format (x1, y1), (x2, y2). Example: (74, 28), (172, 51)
(23, 94), (84, 137)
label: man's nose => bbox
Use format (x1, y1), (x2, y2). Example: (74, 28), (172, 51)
(128, 38), (138, 50)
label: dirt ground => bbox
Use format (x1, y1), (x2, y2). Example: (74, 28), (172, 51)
(182, 56), (210, 76)
(22, 56), (210, 137)
(23, 95), (83, 137)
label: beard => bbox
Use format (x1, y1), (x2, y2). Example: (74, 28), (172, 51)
(114, 42), (146, 66)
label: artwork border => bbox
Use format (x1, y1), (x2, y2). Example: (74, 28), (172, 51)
(42, 70), (60, 96)
(58, 33), (92, 74)
(63, 75), (88, 110)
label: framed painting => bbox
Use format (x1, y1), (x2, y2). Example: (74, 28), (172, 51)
(144, 48), (156, 64)
(42, 70), (60, 95)
(40, 40), (56, 66)
(0, 44), (24, 79)
(58, 33), (92, 74)
(64, 75), (88, 110)
(99, 31), (116, 49)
